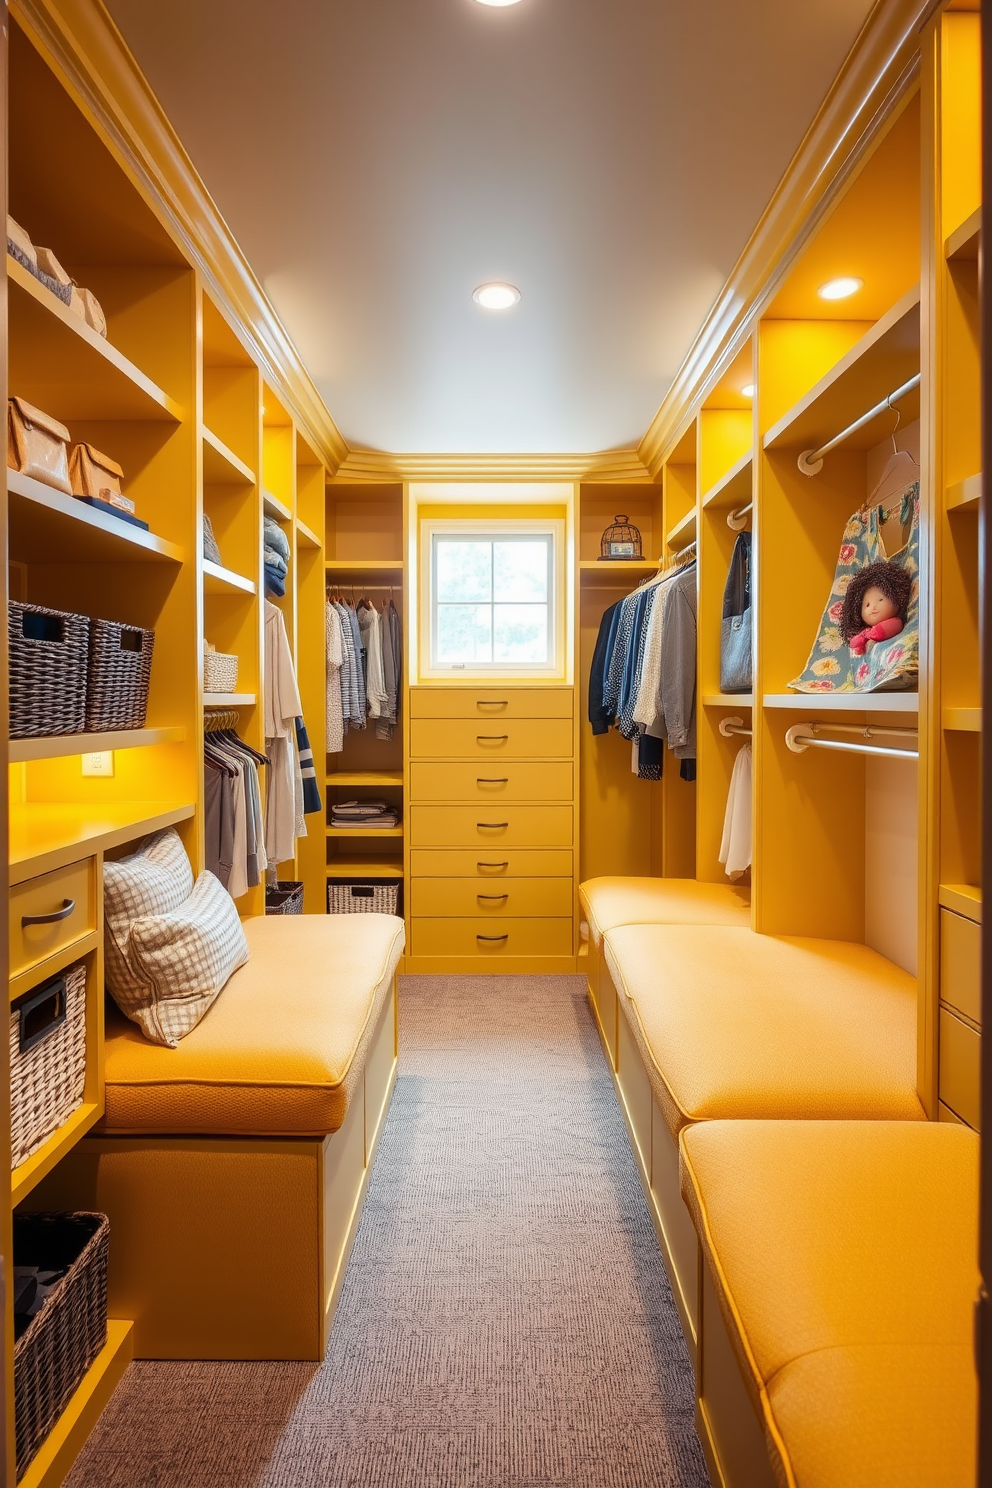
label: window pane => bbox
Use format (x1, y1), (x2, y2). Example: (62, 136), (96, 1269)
(436, 540), (492, 603)
(436, 604), (492, 664)
(493, 539), (548, 603)
(494, 604), (548, 664)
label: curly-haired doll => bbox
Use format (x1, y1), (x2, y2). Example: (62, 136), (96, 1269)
(840, 560), (913, 656)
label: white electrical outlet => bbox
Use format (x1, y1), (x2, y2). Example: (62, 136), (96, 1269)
(81, 751), (115, 778)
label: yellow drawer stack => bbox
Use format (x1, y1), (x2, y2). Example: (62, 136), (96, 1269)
(408, 687), (576, 971)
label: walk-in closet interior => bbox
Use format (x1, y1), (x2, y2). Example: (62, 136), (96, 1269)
(0, 1), (987, 1485)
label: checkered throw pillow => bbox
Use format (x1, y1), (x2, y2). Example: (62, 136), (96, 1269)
(123, 871), (250, 1047)
(104, 829), (194, 1004)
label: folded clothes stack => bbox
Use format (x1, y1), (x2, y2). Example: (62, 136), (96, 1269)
(263, 515), (290, 598)
(330, 799), (400, 830)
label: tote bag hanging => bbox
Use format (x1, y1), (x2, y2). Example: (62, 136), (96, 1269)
(720, 532), (752, 693)
(790, 482), (920, 694)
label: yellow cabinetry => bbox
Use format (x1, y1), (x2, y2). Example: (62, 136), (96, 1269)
(9, 859), (96, 982)
(406, 686), (577, 972)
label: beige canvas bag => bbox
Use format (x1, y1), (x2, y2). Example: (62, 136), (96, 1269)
(7, 398), (72, 494)
(34, 246), (72, 291)
(69, 443), (126, 504)
(69, 284), (107, 337)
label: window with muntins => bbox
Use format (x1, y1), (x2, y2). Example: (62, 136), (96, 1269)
(431, 532), (555, 670)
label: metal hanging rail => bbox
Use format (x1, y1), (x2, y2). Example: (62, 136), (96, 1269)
(786, 720), (919, 760)
(727, 501), (752, 530)
(719, 716), (753, 739)
(797, 373), (921, 477)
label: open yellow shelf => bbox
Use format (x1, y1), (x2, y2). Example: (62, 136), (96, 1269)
(763, 692), (919, 714)
(11, 1102), (103, 1206)
(946, 474), (981, 512)
(18, 1321), (134, 1488)
(9, 801), (195, 884)
(203, 559), (256, 596)
(326, 826), (404, 838)
(701, 451), (752, 509)
(939, 883), (982, 924)
(325, 558), (404, 573)
(943, 707), (981, 732)
(327, 771), (404, 787)
(945, 205), (981, 262)
(763, 285), (920, 452)
(8, 257), (181, 422)
(8, 470), (184, 566)
(10, 726), (186, 764)
(296, 517), (321, 549)
(702, 694), (754, 708)
(203, 692), (256, 707)
(263, 489), (291, 522)
(326, 859), (404, 879)
(665, 509), (697, 550)
(202, 425), (254, 485)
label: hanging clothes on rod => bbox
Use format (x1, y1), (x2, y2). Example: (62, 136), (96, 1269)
(264, 599), (306, 866)
(325, 586), (403, 750)
(719, 740), (752, 880)
(203, 712), (269, 899)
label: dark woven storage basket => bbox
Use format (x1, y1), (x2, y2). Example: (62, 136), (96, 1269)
(8, 602), (89, 738)
(14, 1211), (109, 1480)
(327, 879), (401, 916)
(85, 618), (154, 731)
(265, 880), (304, 915)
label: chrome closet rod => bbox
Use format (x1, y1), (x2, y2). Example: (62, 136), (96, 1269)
(727, 502), (752, 530)
(797, 372), (921, 477)
(786, 722), (918, 759)
(719, 715), (753, 739)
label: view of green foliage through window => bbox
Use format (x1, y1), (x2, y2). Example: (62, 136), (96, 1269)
(432, 534), (553, 667)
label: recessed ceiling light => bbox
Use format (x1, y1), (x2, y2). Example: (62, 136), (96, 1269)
(740, 383), (755, 398)
(473, 283), (521, 310)
(475, 0), (524, 6)
(818, 276), (864, 302)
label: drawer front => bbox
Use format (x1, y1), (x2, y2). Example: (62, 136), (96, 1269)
(940, 908), (981, 1025)
(410, 848), (573, 878)
(10, 858), (96, 980)
(410, 761), (573, 804)
(411, 917), (574, 958)
(411, 718), (573, 759)
(939, 1007), (981, 1130)
(411, 878), (574, 919)
(410, 805), (573, 848)
(411, 688), (573, 720)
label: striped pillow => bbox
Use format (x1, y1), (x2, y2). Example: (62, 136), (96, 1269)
(123, 872), (250, 1047)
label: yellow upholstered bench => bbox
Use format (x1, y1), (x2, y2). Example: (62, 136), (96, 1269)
(601, 925), (923, 1350)
(29, 914), (405, 1361)
(680, 1120), (980, 1488)
(578, 877), (750, 1063)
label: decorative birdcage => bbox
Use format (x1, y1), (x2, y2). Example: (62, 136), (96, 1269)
(599, 515), (643, 561)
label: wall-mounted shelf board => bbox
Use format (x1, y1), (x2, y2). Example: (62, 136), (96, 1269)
(10, 726), (186, 764)
(8, 256), (181, 422)
(8, 470), (184, 565)
(296, 518), (321, 549)
(943, 707), (982, 732)
(263, 489), (291, 522)
(11, 1101), (102, 1206)
(326, 859), (404, 879)
(327, 771), (404, 787)
(763, 285), (921, 452)
(204, 692), (256, 707)
(665, 509), (697, 551)
(203, 559), (256, 596)
(701, 451), (753, 509)
(9, 801), (196, 883)
(326, 826), (404, 838)
(18, 1321), (134, 1488)
(939, 883), (982, 924)
(946, 474), (981, 512)
(946, 206), (981, 262)
(703, 694), (754, 708)
(763, 693), (919, 714)
(325, 559), (404, 573)
(202, 426), (254, 485)
(579, 559), (657, 573)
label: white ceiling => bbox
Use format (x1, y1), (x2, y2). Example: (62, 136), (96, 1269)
(106, 0), (876, 457)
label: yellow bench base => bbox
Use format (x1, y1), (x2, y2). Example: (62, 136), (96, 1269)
(28, 981), (397, 1360)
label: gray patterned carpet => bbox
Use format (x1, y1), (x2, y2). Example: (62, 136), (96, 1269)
(67, 975), (710, 1488)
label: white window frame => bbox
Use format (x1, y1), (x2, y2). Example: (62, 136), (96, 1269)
(420, 518), (565, 680)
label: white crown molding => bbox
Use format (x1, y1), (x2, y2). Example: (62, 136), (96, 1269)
(330, 449), (654, 485)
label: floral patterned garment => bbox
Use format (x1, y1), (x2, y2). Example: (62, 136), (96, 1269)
(790, 482), (920, 694)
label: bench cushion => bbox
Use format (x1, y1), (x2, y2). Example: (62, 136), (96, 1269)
(604, 926), (923, 1134)
(101, 914), (405, 1137)
(680, 1120), (979, 1488)
(579, 877), (749, 946)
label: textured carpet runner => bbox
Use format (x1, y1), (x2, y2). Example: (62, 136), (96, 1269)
(68, 974), (710, 1487)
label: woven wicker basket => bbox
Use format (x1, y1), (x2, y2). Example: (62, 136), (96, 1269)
(327, 879), (400, 915)
(8, 602), (89, 738)
(14, 1211), (109, 1479)
(204, 649), (238, 693)
(86, 618), (154, 732)
(265, 881), (304, 915)
(10, 963), (87, 1171)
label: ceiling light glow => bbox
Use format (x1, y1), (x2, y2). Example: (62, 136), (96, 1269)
(474, 0), (524, 6)
(740, 383), (755, 398)
(473, 283), (521, 310)
(818, 276), (864, 302)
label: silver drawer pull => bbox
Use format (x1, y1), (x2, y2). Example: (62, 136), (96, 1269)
(478, 822), (509, 829)
(21, 898), (75, 928)
(477, 934), (509, 942)
(477, 734), (509, 741)
(478, 861), (509, 869)
(478, 894), (509, 901)
(477, 778), (509, 784)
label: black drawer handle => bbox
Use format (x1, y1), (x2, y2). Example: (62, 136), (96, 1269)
(477, 934), (509, 942)
(478, 894), (509, 901)
(478, 861), (509, 869)
(477, 778), (509, 784)
(478, 822), (509, 830)
(477, 734), (509, 741)
(21, 898), (75, 928)
(17, 977), (67, 1054)
(477, 700), (509, 707)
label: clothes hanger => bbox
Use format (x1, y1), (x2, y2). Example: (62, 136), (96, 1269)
(867, 402), (920, 511)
